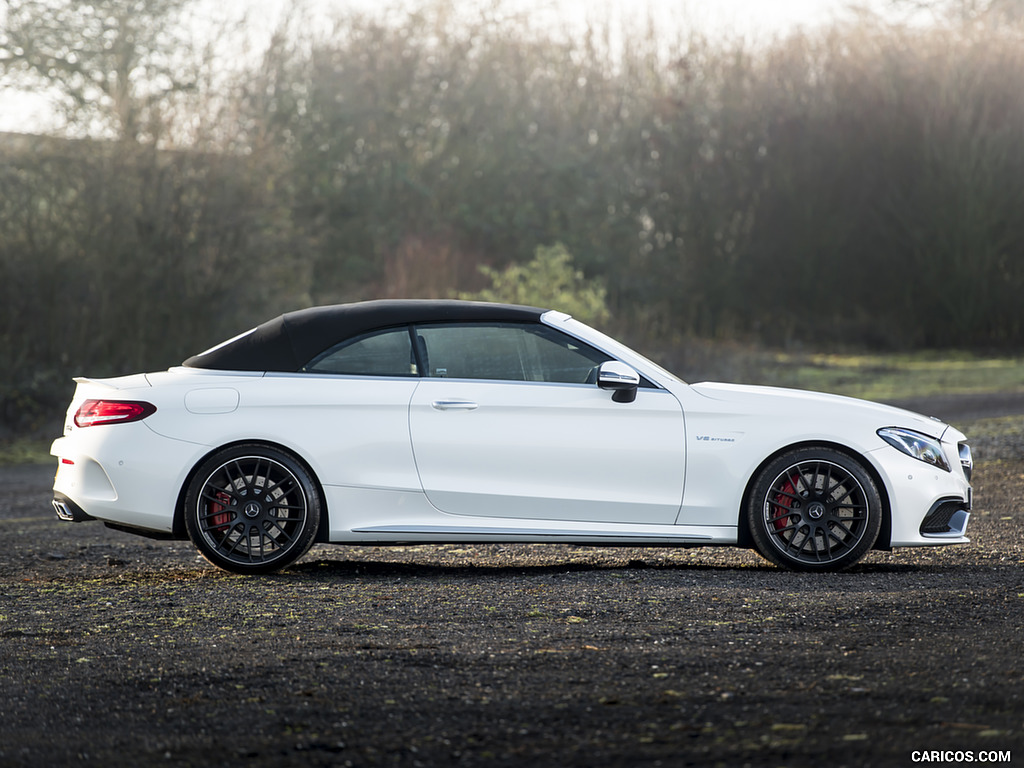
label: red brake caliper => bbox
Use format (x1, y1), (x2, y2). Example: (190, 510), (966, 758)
(772, 480), (796, 531)
(209, 491), (232, 533)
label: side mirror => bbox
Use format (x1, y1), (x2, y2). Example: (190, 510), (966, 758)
(597, 361), (640, 403)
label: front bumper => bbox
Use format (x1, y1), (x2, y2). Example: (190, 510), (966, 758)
(870, 442), (972, 548)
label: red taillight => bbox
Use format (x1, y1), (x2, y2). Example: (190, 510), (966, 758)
(74, 399), (157, 428)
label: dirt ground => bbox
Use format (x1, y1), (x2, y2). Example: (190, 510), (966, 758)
(1, 424), (1022, 767)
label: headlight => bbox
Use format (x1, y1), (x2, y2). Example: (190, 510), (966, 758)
(878, 427), (951, 472)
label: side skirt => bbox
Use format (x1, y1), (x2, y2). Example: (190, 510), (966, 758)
(346, 524), (735, 546)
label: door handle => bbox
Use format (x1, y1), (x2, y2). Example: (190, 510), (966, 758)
(431, 399), (479, 411)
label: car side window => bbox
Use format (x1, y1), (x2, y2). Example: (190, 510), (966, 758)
(303, 328), (417, 376)
(413, 323), (611, 383)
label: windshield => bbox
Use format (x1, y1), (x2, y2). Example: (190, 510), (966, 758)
(541, 312), (686, 387)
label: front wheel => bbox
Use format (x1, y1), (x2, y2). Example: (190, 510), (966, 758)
(747, 447), (883, 572)
(184, 444), (322, 574)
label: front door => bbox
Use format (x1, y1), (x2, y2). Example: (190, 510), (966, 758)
(407, 322), (686, 525)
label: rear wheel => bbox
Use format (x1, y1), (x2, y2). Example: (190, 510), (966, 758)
(747, 447), (882, 572)
(184, 444), (321, 574)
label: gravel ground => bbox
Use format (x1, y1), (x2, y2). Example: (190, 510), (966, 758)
(1, 415), (1022, 768)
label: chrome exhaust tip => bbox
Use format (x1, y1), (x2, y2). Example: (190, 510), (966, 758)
(52, 499), (74, 521)
(52, 497), (93, 522)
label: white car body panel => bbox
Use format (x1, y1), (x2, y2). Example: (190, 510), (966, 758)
(669, 382), (969, 539)
(143, 372), (423, 493)
(409, 379), (685, 524)
(50, 302), (973, 572)
(321, 485), (734, 545)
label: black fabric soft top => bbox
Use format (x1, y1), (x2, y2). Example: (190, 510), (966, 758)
(182, 299), (547, 372)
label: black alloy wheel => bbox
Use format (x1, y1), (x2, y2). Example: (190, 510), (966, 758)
(747, 447), (882, 572)
(184, 444), (322, 574)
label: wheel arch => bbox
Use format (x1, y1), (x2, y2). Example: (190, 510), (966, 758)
(172, 439), (331, 543)
(736, 440), (892, 551)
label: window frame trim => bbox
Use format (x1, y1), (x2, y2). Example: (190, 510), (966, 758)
(297, 319), (658, 388)
(410, 320), (624, 386)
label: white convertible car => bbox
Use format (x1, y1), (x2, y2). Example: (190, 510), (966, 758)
(51, 300), (973, 574)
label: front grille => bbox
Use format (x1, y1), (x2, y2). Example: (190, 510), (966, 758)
(958, 442), (973, 482)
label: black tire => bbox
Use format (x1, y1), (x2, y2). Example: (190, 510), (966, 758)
(184, 444), (322, 574)
(747, 447), (882, 572)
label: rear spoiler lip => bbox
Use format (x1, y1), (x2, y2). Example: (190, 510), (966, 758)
(72, 374), (153, 389)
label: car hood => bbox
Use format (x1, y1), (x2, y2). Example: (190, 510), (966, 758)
(688, 382), (951, 439)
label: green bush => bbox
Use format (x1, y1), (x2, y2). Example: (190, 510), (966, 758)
(459, 244), (611, 327)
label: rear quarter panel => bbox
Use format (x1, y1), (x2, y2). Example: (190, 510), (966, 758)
(142, 371), (422, 493)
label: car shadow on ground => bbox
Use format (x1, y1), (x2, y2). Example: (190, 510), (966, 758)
(286, 555), (931, 580)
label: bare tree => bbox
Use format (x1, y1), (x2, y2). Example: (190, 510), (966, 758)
(0, 0), (202, 143)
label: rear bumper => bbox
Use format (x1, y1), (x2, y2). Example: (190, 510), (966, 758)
(50, 425), (205, 535)
(51, 493), (95, 522)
